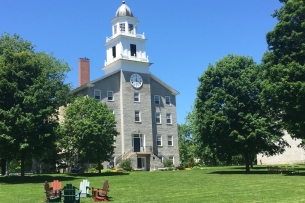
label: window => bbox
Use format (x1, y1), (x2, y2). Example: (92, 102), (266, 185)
(135, 110), (140, 122)
(168, 156), (174, 165)
(107, 91), (114, 101)
(114, 25), (117, 34)
(154, 95), (160, 105)
(157, 135), (162, 146)
(134, 92), (140, 102)
(165, 96), (171, 105)
(156, 112), (161, 124)
(120, 23), (125, 33)
(168, 136), (173, 146)
(128, 24), (134, 34)
(110, 109), (114, 114)
(166, 113), (172, 124)
(130, 44), (136, 56)
(112, 46), (116, 58)
(94, 89), (101, 100)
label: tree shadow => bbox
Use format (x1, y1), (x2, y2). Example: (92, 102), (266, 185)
(0, 172), (129, 184)
(209, 171), (305, 176)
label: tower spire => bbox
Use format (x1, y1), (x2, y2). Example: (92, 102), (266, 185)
(122, 1), (125, 4)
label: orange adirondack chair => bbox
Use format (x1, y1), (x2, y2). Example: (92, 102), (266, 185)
(44, 181), (62, 202)
(92, 180), (109, 202)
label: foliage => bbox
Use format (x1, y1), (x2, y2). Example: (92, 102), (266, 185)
(192, 166), (201, 170)
(0, 32), (72, 182)
(59, 95), (118, 174)
(188, 157), (195, 168)
(165, 167), (175, 171)
(119, 159), (133, 171)
(93, 163), (103, 170)
(163, 159), (173, 167)
(194, 54), (287, 172)
(102, 169), (112, 173)
(175, 165), (184, 170)
(262, 0), (305, 140)
(84, 168), (99, 173)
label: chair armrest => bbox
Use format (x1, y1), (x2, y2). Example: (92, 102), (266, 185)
(76, 190), (82, 196)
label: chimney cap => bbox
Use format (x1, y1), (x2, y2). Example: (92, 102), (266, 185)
(79, 57), (90, 60)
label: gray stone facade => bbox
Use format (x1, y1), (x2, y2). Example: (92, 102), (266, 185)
(72, 70), (180, 171)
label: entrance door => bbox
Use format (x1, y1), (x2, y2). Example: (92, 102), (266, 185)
(137, 158), (142, 169)
(134, 138), (140, 152)
(137, 157), (146, 170)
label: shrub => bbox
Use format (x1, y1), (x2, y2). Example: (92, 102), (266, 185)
(119, 159), (133, 171)
(102, 169), (112, 173)
(84, 168), (99, 173)
(192, 166), (201, 170)
(163, 159), (173, 167)
(188, 157), (195, 168)
(93, 163), (103, 170)
(176, 165), (184, 170)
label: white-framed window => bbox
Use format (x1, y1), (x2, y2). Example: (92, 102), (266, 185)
(113, 136), (116, 145)
(155, 112), (161, 124)
(157, 135), (162, 146)
(94, 89), (101, 100)
(166, 113), (172, 124)
(128, 24), (134, 34)
(168, 135), (173, 146)
(134, 92), (140, 102)
(165, 96), (171, 105)
(135, 110), (141, 122)
(107, 91), (114, 101)
(168, 156), (174, 165)
(114, 25), (117, 34)
(110, 109), (114, 114)
(154, 95), (160, 105)
(120, 23), (125, 33)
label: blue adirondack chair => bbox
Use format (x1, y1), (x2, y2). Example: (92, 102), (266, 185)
(63, 183), (82, 203)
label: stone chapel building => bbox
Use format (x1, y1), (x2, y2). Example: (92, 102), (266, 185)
(71, 2), (180, 171)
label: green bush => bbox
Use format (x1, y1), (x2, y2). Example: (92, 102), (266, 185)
(102, 169), (112, 173)
(163, 159), (173, 167)
(84, 168), (99, 173)
(192, 166), (201, 170)
(188, 157), (195, 168)
(176, 165), (184, 170)
(93, 163), (103, 170)
(166, 167), (175, 171)
(119, 159), (133, 171)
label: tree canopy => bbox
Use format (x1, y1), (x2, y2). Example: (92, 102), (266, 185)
(59, 95), (118, 174)
(262, 0), (305, 140)
(0, 33), (72, 181)
(194, 54), (287, 172)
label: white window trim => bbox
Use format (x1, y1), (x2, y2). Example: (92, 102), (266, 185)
(168, 135), (173, 146)
(110, 109), (114, 114)
(134, 92), (140, 102)
(107, 91), (114, 101)
(94, 89), (101, 100)
(166, 113), (172, 124)
(165, 96), (171, 105)
(135, 110), (141, 122)
(154, 95), (160, 105)
(155, 112), (161, 124)
(169, 156), (174, 165)
(157, 135), (162, 146)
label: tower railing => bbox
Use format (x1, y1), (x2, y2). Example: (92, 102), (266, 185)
(106, 32), (145, 43)
(104, 54), (149, 66)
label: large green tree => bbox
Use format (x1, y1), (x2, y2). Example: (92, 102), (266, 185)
(59, 96), (118, 174)
(0, 33), (71, 182)
(262, 0), (305, 140)
(194, 54), (287, 172)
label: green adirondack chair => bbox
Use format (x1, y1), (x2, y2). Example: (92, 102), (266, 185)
(63, 183), (82, 203)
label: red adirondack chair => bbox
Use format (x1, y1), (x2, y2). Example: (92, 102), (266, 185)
(51, 180), (62, 196)
(92, 180), (109, 202)
(44, 181), (62, 202)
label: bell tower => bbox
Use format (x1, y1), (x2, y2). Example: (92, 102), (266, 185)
(102, 1), (152, 75)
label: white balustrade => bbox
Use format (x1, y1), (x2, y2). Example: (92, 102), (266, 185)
(106, 32), (145, 43)
(105, 54), (149, 66)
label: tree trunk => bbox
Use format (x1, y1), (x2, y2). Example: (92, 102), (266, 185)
(0, 159), (6, 176)
(244, 152), (250, 173)
(250, 154), (253, 168)
(98, 160), (102, 174)
(20, 151), (25, 183)
(212, 154), (217, 166)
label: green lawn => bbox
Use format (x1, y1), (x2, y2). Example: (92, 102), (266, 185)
(1, 165), (305, 203)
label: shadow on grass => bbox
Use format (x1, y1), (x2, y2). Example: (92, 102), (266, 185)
(209, 170), (305, 176)
(0, 172), (129, 184)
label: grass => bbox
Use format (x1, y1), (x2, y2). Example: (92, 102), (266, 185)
(1, 165), (305, 203)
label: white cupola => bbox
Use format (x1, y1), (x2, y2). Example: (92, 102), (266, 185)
(102, 1), (152, 75)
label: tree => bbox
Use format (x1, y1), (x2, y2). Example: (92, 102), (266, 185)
(59, 95), (118, 174)
(0, 33), (72, 182)
(262, 0), (305, 140)
(194, 54), (287, 172)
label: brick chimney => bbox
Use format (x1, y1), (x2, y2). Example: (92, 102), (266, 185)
(79, 57), (90, 86)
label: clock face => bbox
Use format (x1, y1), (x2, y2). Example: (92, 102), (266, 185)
(130, 74), (143, 88)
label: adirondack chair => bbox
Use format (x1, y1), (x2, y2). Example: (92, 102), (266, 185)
(80, 179), (90, 197)
(51, 180), (63, 196)
(92, 180), (109, 202)
(63, 183), (82, 203)
(44, 181), (62, 202)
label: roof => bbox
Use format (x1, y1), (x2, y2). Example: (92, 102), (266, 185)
(115, 1), (134, 17)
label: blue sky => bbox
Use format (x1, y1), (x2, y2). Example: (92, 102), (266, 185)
(1, 0), (284, 124)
